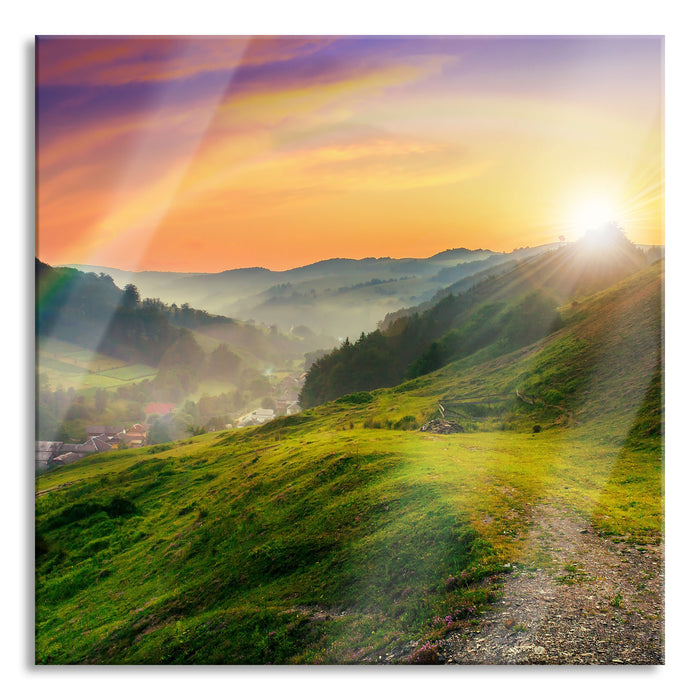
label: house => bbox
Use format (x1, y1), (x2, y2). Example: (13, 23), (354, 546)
(36, 433), (117, 473)
(145, 402), (175, 416)
(86, 425), (124, 438)
(236, 407), (275, 428)
(50, 451), (82, 467)
(286, 402), (302, 415)
(35, 441), (63, 472)
(62, 436), (113, 455)
(121, 424), (148, 448)
(90, 436), (113, 453)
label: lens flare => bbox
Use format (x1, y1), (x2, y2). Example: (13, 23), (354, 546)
(571, 197), (618, 236)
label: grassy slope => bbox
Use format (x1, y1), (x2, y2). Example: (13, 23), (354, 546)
(35, 263), (663, 664)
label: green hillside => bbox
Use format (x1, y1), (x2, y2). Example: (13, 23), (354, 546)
(35, 258), (663, 665)
(301, 227), (651, 407)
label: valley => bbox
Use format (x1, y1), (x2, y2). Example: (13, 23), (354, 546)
(34, 242), (664, 664)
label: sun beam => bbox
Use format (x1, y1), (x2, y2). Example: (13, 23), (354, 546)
(571, 196), (619, 236)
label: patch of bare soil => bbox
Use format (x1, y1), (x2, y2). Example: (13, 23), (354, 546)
(439, 502), (664, 665)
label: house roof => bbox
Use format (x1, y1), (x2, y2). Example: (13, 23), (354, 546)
(60, 443), (82, 451)
(72, 444), (97, 453)
(91, 437), (112, 451)
(86, 426), (124, 436)
(36, 441), (63, 451)
(51, 452), (82, 465)
(35, 442), (63, 464)
(145, 403), (175, 416)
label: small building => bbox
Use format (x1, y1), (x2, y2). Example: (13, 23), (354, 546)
(145, 403), (175, 416)
(61, 443), (94, 456)
(36, 433), (117, 473)
(35, 441), (63, 472)
(236, 407), (275, 428)
(90, 436), (113, 453)
(50, 451), (82, 467)
(86, 425), (124, 438)
(286, 402), (302, 416)
(121, 424), (148, 448)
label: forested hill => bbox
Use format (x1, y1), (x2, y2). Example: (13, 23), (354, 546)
(142, 297), (327, 360)
(36, 259), (324, 367)
(37, 259), (204, 368)
(300, 227), (652, 408)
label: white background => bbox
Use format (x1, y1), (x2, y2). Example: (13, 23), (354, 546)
(5, 2), (696, 698)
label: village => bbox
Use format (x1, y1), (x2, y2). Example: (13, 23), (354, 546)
(35, 423), (148, 472)
(35, 372), (305, 472)
(235, 372), (302, 428)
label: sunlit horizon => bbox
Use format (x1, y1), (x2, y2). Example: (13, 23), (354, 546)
(36, 36), (664, 274)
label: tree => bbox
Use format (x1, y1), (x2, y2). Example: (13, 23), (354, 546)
(121, 283), (140, 309)
(148, 417), (172, 445)
(206, 344), (241, 381)
(94, 387), (107, 413)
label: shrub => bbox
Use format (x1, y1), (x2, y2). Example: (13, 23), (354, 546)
(105, 496), (137, 518)
(393, 415), (418, 431)
(48, 501), (103, 528)
(335, 391), (373, 405)
(444, 575), (459, 591)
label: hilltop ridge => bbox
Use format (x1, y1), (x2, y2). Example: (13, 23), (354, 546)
(62, 245), (559, 339)
(301, 228), (654, 407)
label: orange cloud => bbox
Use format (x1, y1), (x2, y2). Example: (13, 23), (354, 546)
(36, 37), (663, 272)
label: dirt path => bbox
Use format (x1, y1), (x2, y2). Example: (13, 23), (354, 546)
(438, 502), (664, 664)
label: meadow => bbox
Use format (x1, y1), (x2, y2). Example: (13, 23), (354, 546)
(37, 338), (157, 391)
(35, 388), (661, 664)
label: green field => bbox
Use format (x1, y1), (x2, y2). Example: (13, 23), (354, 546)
(37, 339), (157, 391)
(34, 414), (661, 664)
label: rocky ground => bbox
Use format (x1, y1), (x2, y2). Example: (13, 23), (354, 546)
(436, 502), (664, 665)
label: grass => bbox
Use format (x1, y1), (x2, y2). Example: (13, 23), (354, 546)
(35, 415), (662, 664)
(37, 339), (157, 391)
(34, 263), (663, 664)
(100, 364), (159, 381)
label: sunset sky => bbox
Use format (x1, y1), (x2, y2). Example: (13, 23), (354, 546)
(36, 35), (664, 272)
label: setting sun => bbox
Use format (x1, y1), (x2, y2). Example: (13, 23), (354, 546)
(571, 196), (620, 237)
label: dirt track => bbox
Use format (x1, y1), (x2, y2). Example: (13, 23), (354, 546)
(438, 502), (664, 664)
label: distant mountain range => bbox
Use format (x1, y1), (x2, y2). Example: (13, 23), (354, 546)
(62, 245), (563, 339)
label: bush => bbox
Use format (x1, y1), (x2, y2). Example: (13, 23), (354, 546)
(335, 391), (373, 405)
(105, 496), (137, 518)
(48, 501), (103, 528)
(393, 415), (418, 431)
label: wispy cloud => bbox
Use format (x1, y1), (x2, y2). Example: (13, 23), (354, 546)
(36, 36), (336, 87)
